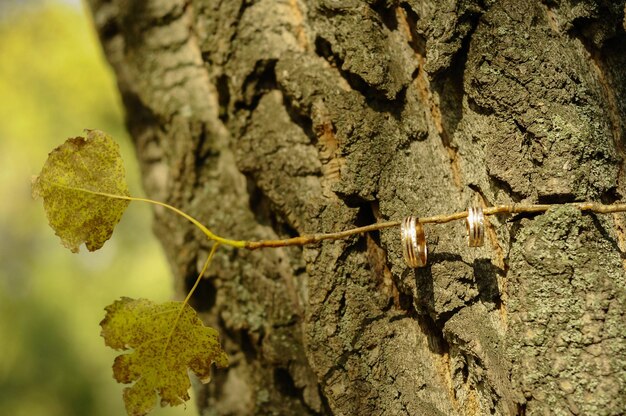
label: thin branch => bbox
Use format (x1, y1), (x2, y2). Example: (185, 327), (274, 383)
(246, 202), (626, 249)
(245, 221), (402, 249)
(51, 183), (626, 250)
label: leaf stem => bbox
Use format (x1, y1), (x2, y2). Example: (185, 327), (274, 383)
(53, 184), (246, 248)
(182, 243), (220, 307)
(124, 196), (246, 248)
(163, 243), (220, 353)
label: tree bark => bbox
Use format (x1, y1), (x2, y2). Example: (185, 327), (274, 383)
(87, 0), (626, 415)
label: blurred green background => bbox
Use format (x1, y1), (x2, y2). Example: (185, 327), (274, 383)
(0, 1), (193, 415)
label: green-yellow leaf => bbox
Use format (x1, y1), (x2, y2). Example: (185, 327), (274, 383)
(32, 129), (130, 252)
(100, 297), (229, 416)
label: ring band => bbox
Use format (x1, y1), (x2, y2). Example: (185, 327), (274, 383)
(401, 216), (427, 268)
(466, 206), (484, 247)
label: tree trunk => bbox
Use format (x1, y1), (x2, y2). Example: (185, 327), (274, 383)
(87, 0), (626, 414)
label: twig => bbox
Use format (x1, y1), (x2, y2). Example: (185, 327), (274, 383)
(245, 202), (626, 249)
(53, 183), (626, 250)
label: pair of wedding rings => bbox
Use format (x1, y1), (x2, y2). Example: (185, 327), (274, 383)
(401, 205), (485, 268)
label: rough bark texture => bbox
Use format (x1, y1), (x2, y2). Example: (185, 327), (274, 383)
(87, 0), (626, 415)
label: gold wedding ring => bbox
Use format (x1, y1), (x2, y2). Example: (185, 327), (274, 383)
(401, 216), (427, 268)
(466, 206), (485, 247)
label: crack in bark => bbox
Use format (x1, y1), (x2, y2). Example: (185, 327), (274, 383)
(277, 80), (346, 196)
(396, 4), (467, 192)
(313, 34), (397, 102)
(288, 0), (309, 50)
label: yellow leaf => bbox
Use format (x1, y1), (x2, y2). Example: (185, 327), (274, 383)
(32, 129), (130, 252)
(100, 297), (228, 416)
